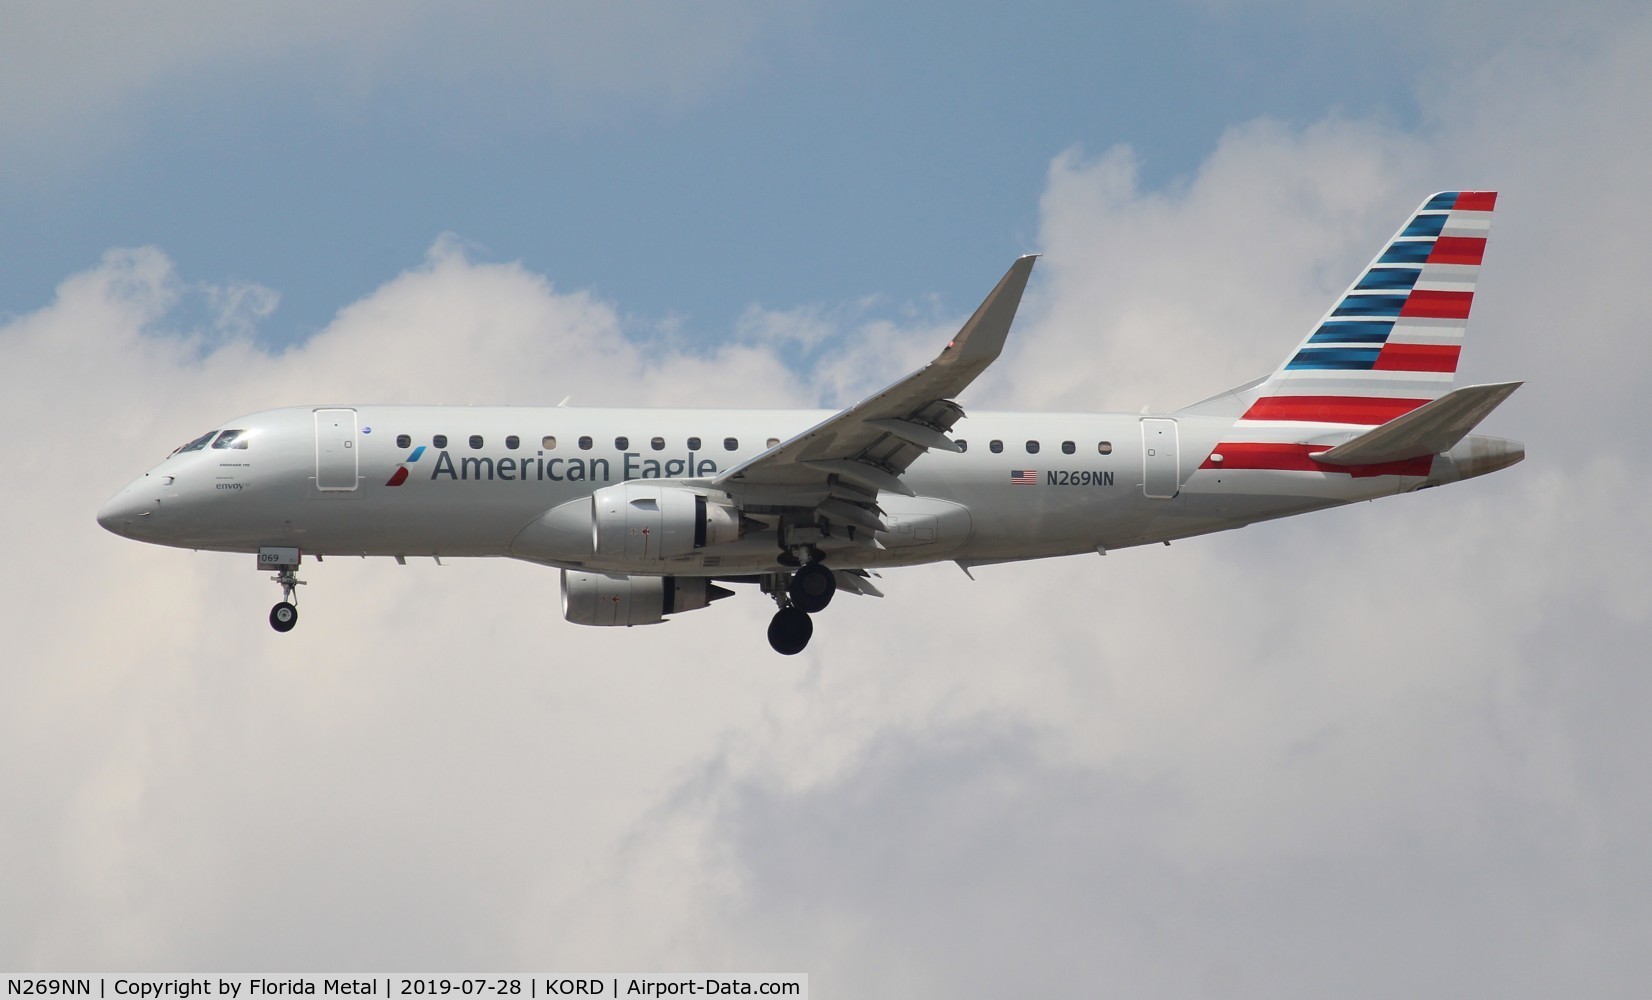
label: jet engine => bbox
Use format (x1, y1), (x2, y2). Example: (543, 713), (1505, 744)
(561, 570), (733, 626)
(590, 483), (742, 561)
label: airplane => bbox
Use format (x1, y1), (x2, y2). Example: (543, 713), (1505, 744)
(98, 192), (1523, 655)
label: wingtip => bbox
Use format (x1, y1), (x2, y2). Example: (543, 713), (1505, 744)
(943, 255), (1037, 364)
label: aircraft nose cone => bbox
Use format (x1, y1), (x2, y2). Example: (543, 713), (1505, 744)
(97, 489), (155, 537)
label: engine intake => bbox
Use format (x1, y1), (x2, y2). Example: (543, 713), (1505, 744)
(562, 570), (732, 626)
(591, 483), (742, 561)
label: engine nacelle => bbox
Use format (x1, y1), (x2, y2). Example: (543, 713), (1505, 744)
(591, 483), (742, 561)
(561, 570), (730, 626)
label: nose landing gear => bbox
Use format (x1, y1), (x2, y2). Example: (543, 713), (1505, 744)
(270, 597), (299, 632)
(269, 565), (304, 632)
(260, 547), (305, 633)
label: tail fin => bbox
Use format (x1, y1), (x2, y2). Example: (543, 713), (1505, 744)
(1243, 191), (1497, 425)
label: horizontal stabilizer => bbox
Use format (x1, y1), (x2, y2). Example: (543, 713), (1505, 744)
(1313, 381), (1522, 466)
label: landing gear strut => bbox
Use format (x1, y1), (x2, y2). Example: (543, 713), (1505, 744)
(765, 557), (837, 655)
(265, 553), (304, 633)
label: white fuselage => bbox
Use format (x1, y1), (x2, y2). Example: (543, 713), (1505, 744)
(92, 197), (1526, 651)
(96, 403), (1516, 575)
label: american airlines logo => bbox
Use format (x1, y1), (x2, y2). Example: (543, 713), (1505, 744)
(387, 447), (720, 487)
(385, 446), (426, 486)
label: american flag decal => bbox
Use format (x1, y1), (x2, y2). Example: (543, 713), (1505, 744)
(1010, 469), (1038, 485)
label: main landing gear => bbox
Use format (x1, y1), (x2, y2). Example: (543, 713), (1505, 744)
(766, 559), (837, 655)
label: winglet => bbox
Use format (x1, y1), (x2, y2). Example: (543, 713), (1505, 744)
(709, 255), (1037, 495)
(933, 254), (1038, 379)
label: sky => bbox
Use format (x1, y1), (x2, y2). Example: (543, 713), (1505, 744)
(3, 0), (1651, 994)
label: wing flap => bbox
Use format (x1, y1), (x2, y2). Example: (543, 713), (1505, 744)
(866, 417), (963, 453)
(818, 496), (889, 533)
(801, 459), (916, 497)
(833, 569), (885, 597)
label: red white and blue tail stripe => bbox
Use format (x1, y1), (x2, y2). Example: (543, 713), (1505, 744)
(1244, 191), (1496, 426)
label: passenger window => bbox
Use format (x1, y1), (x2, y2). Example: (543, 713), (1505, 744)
(1097, 441), (1113, 455)
(505, 435), (520, 450)
(615, 436), (629, 450)
(650, 436), (665, 451)
(688, 436), (702, 450)
(212, 429), (249, 449)
(1062, 440), (1075, 455)
(1026, 440), (1040, 454)
(989, 440), (1003, 454)
(767, 437), (780, 448)
(543, 436), (557, 450)
(469, 435), (484, 449)
(578, 436), (593, 450)
(396, 434), (411, 449)
(724, 437), (739, 451)
(433, 434), (448, 448)
(956, 440), (968, 452)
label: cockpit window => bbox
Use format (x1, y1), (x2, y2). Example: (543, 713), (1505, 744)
(176, 430), (217, 454)
(212, 429), (250, 450)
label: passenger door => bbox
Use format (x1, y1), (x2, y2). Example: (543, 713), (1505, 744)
(1141, 418), (1179, 499)
(314, 408), (359, 491)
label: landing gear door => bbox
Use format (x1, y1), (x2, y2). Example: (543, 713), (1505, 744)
(315, 408), (359, 491)
(1141, 418), (1180, 499)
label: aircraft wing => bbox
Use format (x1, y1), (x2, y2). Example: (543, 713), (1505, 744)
(710, 255), (1037, 524)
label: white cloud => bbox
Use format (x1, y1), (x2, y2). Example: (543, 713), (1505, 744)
(0, 2), (810, 170)
(1001, 117), (1434, 414)
(0, 239), (815, 966)
(5, 8), (1652, 994)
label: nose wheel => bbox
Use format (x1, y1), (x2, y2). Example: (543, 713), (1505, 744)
(267, 560), (305, 633)
(270, 601), (298, 632)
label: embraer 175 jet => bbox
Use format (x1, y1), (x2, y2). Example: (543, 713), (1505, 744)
(99, 192), (1523, 654)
